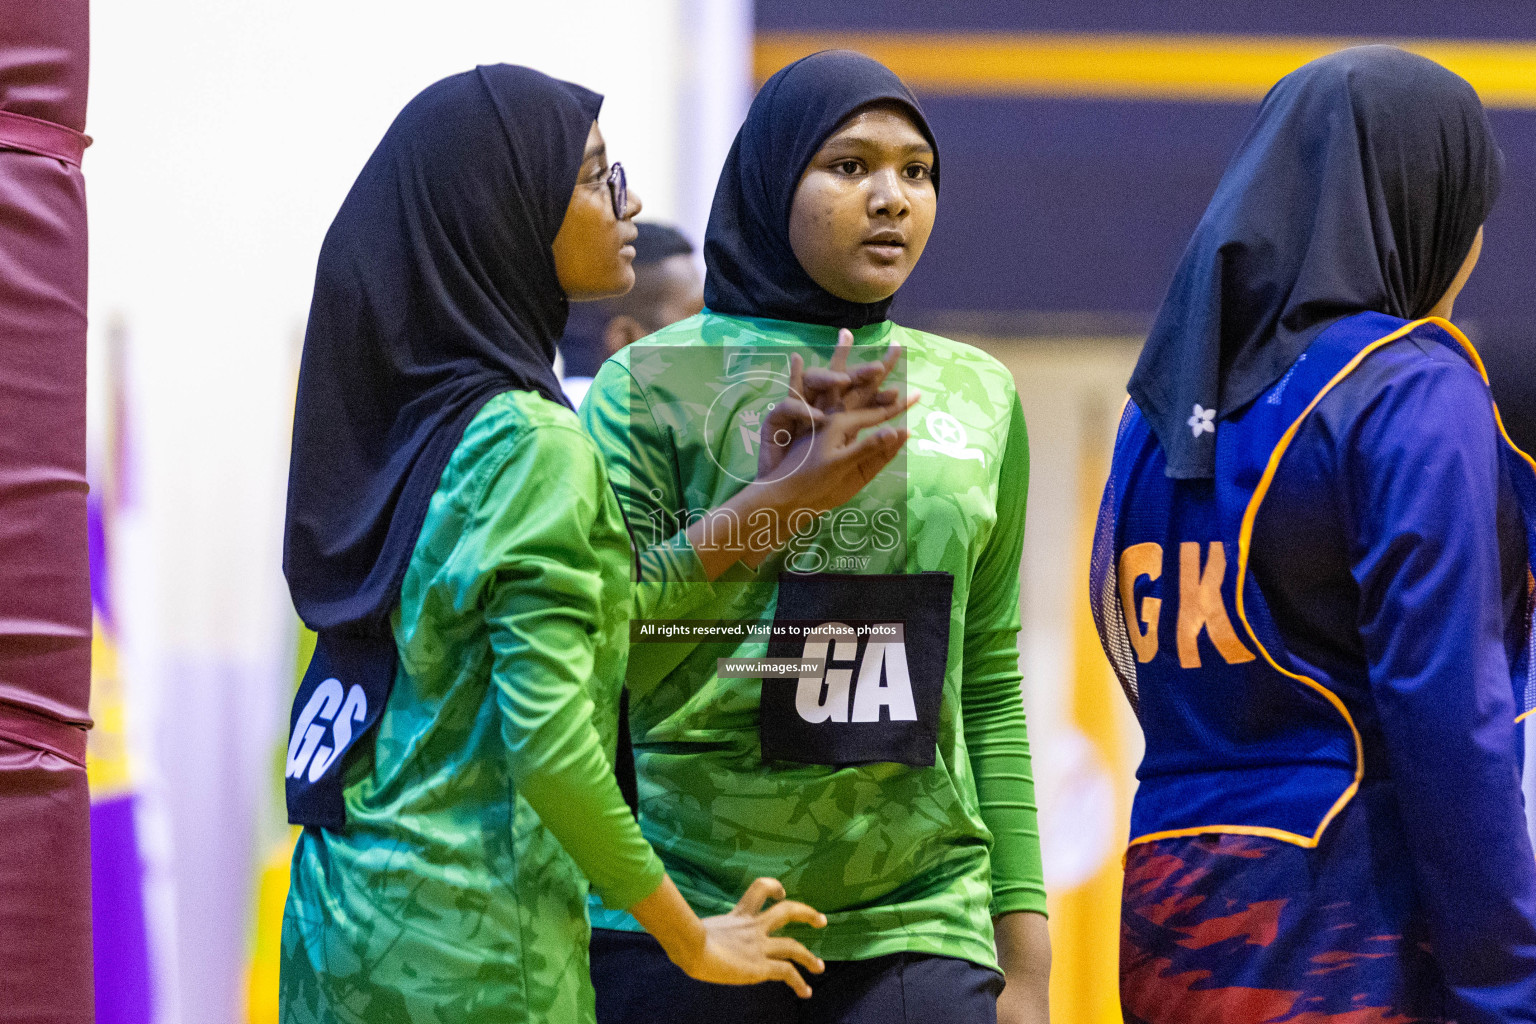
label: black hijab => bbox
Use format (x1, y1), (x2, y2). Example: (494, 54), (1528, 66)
(284, 65), (602, 631)
(704, 50), (939, 329)
(1130, 45), (1503, 479)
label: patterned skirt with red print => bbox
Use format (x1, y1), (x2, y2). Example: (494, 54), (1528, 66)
(1120, 783), (1450, 1024)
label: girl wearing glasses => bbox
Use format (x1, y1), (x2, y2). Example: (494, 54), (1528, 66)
(277, 65), (906, 1024)
(581, 51), (1050, 1024)
(1095, 47), (1536, 1022)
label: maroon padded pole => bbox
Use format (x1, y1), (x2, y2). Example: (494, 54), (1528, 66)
(0, 2), (94, 1022)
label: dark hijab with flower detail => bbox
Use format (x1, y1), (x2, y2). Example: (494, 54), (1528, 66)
(1130, 46), (1503, 480)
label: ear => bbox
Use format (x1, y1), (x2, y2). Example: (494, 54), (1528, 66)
(604, 315), (650, 356)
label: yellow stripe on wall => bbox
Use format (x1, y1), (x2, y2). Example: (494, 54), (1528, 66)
(755, 32), (1536, 108)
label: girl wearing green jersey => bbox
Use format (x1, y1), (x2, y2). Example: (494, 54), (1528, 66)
(277, 65), (911, 1024)
(583, 50), (1050, 1024)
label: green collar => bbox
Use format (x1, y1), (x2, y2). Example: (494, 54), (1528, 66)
(698, 309), (897, 348)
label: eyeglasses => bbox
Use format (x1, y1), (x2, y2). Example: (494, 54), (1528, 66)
(605, 161), (627, 220)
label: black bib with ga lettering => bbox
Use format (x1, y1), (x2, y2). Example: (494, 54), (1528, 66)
(761, 571), (953, 767)
(284, 627), (398, 830)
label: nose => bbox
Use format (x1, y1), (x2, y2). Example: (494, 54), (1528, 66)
(624, 185), (643, 221)
(868, 168), (910, 220)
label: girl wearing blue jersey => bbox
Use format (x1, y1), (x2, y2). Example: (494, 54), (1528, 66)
(1095, 46), (1536, 1024)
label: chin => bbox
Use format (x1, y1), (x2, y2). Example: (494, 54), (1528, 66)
(570, 270), (635, 303)
(837, 274), (904, 305)
(600, 266), (637, 299)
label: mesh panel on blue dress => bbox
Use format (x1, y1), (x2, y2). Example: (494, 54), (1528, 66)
(1091, 402), (1140, 713)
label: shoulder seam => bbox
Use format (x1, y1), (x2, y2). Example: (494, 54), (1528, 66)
(461, 406), (597, 516)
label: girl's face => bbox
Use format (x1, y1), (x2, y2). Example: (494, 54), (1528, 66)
(553, 122), (643, 301)
(788, 105), (937, 305)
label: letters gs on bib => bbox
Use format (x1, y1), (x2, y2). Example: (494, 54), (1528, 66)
(761, 572), (953, 768)
(287, 678), (366, 784)
(284, 629), (399, 831)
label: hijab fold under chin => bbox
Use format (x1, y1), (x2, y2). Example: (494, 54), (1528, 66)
(1129, 45), (1503, 480)
(704, 49), (939, 330)
(284, 64), (601, 632)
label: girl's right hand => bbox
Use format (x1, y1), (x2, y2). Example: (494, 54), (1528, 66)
(676, 877), (828, 998)
(684, 334), (916, 578)
(759, 386), (918, 504)
(757, 344), (917, 499)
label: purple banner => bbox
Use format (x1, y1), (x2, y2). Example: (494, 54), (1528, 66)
(90, 795), (153, 1024)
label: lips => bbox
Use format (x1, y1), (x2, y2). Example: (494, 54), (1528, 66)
(862, 233), (906, 261)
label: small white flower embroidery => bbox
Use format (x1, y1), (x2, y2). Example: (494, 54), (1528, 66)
(1188, 404), (1216, 437)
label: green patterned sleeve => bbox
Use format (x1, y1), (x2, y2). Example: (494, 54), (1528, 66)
(960, 395), (1048, 918)
(580, 359), (726, 696)
(475, 422), (666, 911)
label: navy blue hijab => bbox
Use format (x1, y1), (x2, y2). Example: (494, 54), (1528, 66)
(1131, 46), (1503, 479)
(284, 65), (601, 631)
(704, 50), (939, 329)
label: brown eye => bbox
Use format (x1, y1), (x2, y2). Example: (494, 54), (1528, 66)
(835, 159), (862, 175)
(904, 164), (932, 181)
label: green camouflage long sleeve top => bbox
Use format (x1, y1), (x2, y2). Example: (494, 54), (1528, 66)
(280, 389), (665, 1024)
(582, 312), (1046, 971)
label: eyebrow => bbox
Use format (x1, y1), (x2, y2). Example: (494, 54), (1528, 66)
(584, 142), (607, 165)
(822, 135), (933, 156)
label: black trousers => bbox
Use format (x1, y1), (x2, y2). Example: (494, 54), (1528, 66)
(591, 927), (1004, 1024)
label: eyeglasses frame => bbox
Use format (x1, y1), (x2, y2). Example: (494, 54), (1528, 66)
(605, 161), (627, 220)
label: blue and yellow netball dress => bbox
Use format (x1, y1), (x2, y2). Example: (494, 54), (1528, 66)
(1098, 46), (1536, 1024)
(1094, 312), (1536, 1023)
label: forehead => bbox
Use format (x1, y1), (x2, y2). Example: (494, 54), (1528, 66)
(819, 106), (931, 151)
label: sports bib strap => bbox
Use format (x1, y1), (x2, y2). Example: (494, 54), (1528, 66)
(1420, 319), (1536, 720)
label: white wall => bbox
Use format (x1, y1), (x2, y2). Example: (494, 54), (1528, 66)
(88, 0), (703, 661)
(84, 3), (748, 1021)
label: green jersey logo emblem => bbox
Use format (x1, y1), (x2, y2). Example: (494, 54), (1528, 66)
(915, 411), (985, 465)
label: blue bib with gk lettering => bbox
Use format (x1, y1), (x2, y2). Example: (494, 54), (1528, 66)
(1092, 312), (1536, 846)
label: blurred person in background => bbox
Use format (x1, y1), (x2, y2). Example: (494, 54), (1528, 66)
(582, 50), (1051, 1024)
(276, 64), (903, 1024)
(559, 221), (703, 408)
(1096, 47), (1536, 1024)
